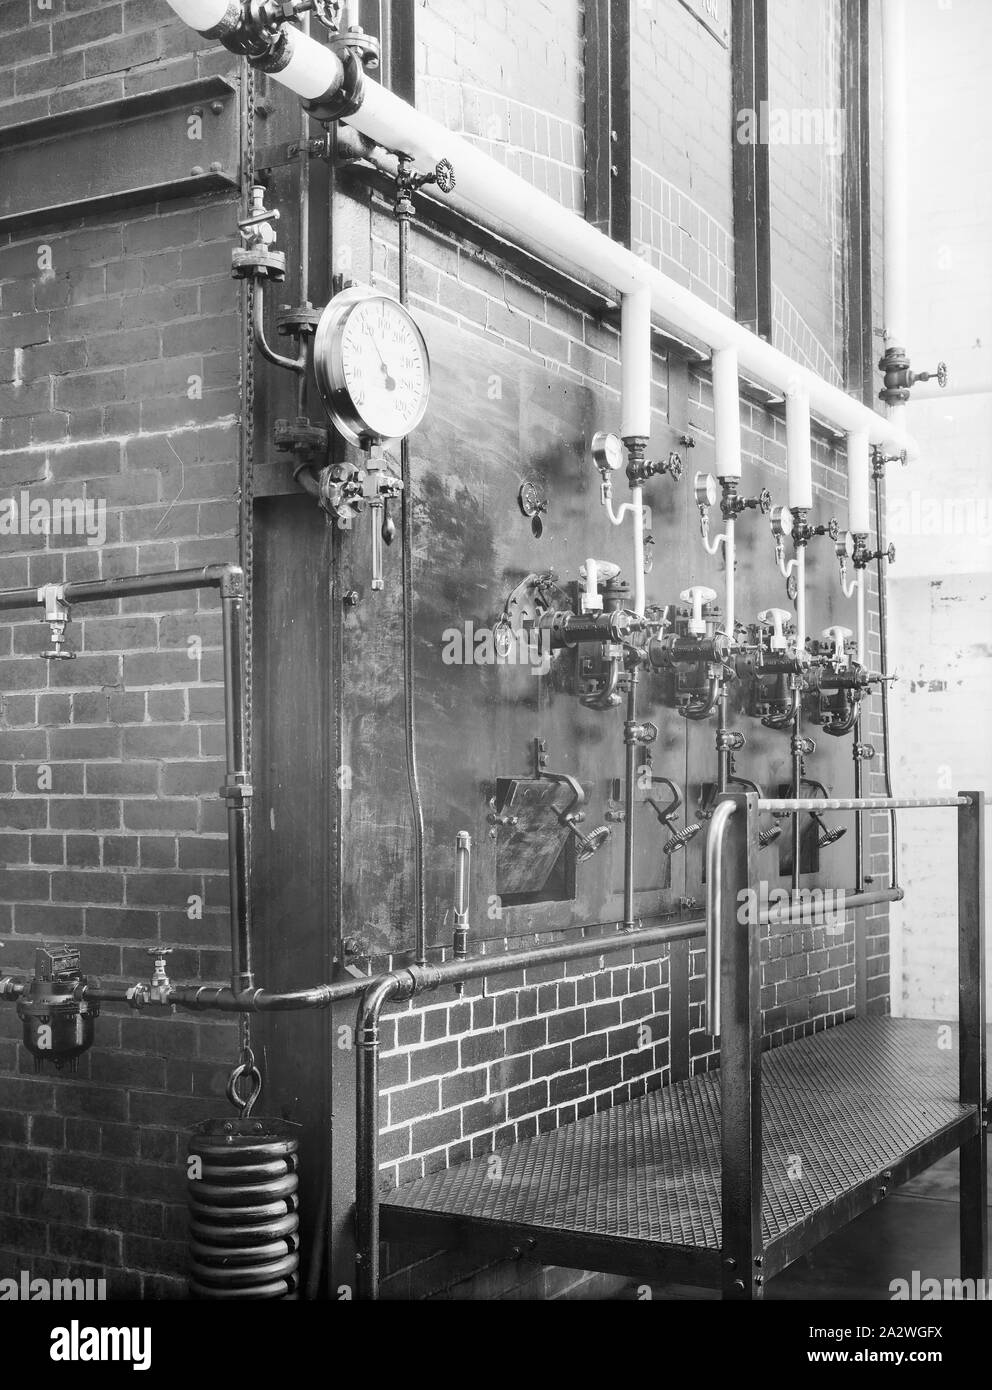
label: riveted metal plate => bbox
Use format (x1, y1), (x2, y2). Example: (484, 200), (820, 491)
(0, 77), (239, 231)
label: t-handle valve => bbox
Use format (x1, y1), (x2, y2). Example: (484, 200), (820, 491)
(579, 558), (621, 614)
(680, 586), (718, 637)
(821, 625), (853, 665)
(758, 607), (791, 652)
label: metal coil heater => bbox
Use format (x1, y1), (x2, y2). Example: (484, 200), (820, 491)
(187, 1118), (302, 1300)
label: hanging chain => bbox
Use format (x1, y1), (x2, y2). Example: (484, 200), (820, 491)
(229, 58), (260, 1119)
(241, 60), (256, 781)
(227, 1010), (262, 1118)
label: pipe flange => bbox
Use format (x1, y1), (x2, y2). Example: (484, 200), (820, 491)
(329, 27), (381, 72)
(277, 304), (322, 337)
(274, 416), (329, 462)
(303, 45), (365, 123)
(232, 246), (287, 282)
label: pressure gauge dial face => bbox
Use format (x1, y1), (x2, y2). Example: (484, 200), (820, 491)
(314, 287), (431, 447)
(694, 471), (718, 508)
(835, 529), (855, 560)
(591, 431), (624, 474)
(771, 505), (794, 539)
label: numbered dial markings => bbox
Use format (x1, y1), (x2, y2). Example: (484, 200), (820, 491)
(314, 289), (431, 446)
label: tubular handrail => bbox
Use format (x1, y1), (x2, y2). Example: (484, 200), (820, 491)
(705, 799), (738, 1043)
(705, 793), (974, 1036)
(758, 795), (971, 813)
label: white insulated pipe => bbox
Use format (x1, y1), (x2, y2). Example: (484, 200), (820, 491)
(711, 348), (742, 480)
(711, 346), (741, 637)
(345, 79), (916, 459)
(619, 285), (652, 617)
(162, 1), (917, 458)
(620, 286), (652, 441)
(723, 519), (735, 637)
(630, 488), (646, 618)
(785, 384), (813, 510)
(846, 428), (871, 536)
(276, 27), (349, 99)
(167, 0), (231, 26)
(857, 569), (867, 669)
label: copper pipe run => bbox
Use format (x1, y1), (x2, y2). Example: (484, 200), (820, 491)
(354, 917), (705, 1300)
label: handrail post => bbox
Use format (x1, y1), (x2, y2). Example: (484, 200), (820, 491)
(719, 790), (763, 1299)
(957, 789), (987, 1280)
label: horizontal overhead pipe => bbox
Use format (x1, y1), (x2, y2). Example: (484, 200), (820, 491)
(347, 81), (916, 457)
(160, 1), (916, 461)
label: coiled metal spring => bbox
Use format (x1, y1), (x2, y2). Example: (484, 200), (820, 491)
(187, 1118), (302, 1300)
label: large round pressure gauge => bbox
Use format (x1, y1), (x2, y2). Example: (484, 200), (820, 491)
(313, 285), (431, 447)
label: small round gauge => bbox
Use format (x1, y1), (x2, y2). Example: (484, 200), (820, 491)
(313, 285), (430, 447)
(694, 471), (717, 509)
(770, 504), (794, 539)
(835, 529), (855, 560)
(785, 573), (799, 602)
(591, 431), (624, 474)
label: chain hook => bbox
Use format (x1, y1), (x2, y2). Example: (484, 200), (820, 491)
(226, 1039), (262, 1118)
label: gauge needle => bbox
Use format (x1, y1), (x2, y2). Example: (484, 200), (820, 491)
(363, 319), (396, 391)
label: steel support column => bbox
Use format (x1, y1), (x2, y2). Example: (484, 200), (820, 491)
(958, 790), (987, 1280)
(718, 791), (763, 1299)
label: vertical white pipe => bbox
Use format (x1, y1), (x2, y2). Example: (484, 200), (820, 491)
(620, 286), (652, 439)
(621, 286), (651, 618)
(796, 548), (807, 652)
(631, 488), (645, 617)
(882, 0), (908, 353)
(724, 519), (735, 637)
(712, 347), (742, 479)
(846, 428), (871, 535)
(856, 569), (867, 668)
(785, 383), (813, 510)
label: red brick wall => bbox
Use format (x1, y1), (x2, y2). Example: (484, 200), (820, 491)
(0, 0), (242, 1298)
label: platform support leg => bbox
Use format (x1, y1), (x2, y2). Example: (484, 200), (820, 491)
(957, 791), (987, 1282)
(719, 792), (764, 1300)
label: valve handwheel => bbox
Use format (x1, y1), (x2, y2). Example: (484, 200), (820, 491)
(434, 158), (456, 194)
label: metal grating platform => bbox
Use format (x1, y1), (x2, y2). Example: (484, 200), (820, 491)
(381, 1018), (978, 1283)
